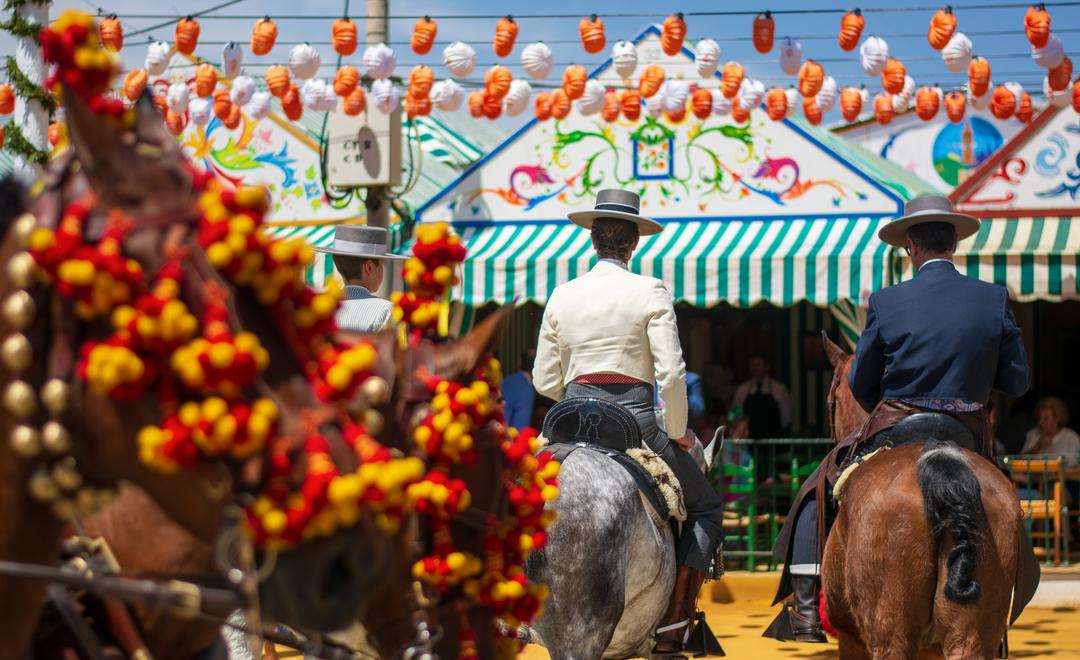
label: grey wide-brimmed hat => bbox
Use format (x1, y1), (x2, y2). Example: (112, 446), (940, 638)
(314, 225), (409, 260)
(878, 195), (980, 248)
(567, 189), (663, 236)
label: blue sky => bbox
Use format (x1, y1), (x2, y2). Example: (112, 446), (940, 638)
(3, 0), (1078, 129)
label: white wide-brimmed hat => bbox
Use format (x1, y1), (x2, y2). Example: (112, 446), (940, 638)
(567, 188), (663, 236)
(878, 195), (980, 248)
(314, 225), (409, 260)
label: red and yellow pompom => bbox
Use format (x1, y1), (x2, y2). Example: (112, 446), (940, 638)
(171, 298), (270, 395)
(311, 340), (379, 402)
(112, 262), (199, 353)
(39, 10), (127, 122)
(138, 397), (279, 473)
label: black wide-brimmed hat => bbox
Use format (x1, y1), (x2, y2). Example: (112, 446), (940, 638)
(567, 189), (663, 236)
(313, 225), (409, 260)
(878, 195), (980, 248)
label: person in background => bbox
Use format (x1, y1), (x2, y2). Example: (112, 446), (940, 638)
(731, 354), (792, 439)
(686, 371), (707, 434)
(1022, 396), (1080, 467)
(316, 225), (408, 333)
(502, 348), (537, 430)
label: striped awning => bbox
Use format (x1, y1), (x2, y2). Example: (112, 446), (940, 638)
(445, 217), (893, 308)
(894, 216), (1080, 301)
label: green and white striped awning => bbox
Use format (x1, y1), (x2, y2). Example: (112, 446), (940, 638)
(894, 216), (1080, 301)
(262, 221), (409, 289)
(445, 217), (893, 309)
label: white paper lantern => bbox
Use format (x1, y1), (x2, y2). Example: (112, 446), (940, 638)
(1044, 76), (1071, 107)
(166, 81), (190, 114)
(646, 91), (665, 118)
(779, 38), (802, 76)
(443, 41), (477, 78)
(1004, 81), (1024, 113)
(521, 42), (553, 80)
(230, 75), (256, 106)
(504, 79), (532, 116)
(189, 97), (211, 126)
(695, 39), (720, 79)
(145, 41), (171, 76)
(431, 79), (464, 111)
(289, 43), (322, 80)
(711, 89), (732, 116)
(319, 89), (339, 112)
(222, 43), (243, 79)
(785, 87), (800, 117)
(859, 86), (871, 108)
(859, 36), (889, 76)
(738, 78), (765, 111)
(941, 32), (973, 73)
(372, 79), (401, 114)
(576, 79), (606, 116)
(815, 76), (838, 112)
(891, 92), (909, 114)
(1032, 33), (1065, 69)
(301, 78), (328, 110)
(612, 41), (638, 79)
(363, 42), (396, 80)
(246, 91), (271, 119)
(896, 75), (916, 105)
(968, 86), (991, 110)
(661, 79), (689, 113)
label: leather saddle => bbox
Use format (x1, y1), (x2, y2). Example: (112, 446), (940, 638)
(542, 397), (676, 522)
(887, 412), (980, 454)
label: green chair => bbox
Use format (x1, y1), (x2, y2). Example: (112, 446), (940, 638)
(711, 457), (774, 572)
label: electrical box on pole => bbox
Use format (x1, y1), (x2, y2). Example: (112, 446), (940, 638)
(324, 98), (402, 188)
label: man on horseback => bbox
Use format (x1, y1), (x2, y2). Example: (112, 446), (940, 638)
(533, 189), (725, 656)
(768, 195), (1031, 643)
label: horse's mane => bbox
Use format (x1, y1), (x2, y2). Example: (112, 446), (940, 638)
(0, 175), (27, 233)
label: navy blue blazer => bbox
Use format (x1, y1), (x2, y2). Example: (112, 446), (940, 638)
(848, 260), (1030, 412)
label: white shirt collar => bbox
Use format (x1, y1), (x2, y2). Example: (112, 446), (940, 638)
(918, 258), (955, 271)
(597, 258), (629, 271)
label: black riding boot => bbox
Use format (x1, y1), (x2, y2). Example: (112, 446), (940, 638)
(652, 565), (706, 656)
(791, 575), (827, 643)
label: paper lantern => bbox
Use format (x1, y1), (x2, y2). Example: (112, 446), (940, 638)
(897, 75), (916, 105)
(189, 97), (211, 126)
(444, 42), (477, 78)
(1072, 80), (1080, 113)
(166, 80), (190, 114)
(485, 65), (512, 100)
(881, 58), (906, 95)
(410, 65), (436, 98)
(1025, 5), (1051, 49)
(738, 78), (765, 111)
(334, 65), (360, 96)
(266, 65), (291, 98)
(550, 89), (571, 119)
(915, 86), (941, 121)
(721, 61), (745, 99)
(578, 79), (606, 115)
(221, 43), (243, 79)
(1032, 33), (1064, 69)
(785, 87), (800, 117)
(687, 88), (710, 119)
(320, 89), (340, 113)
(231, 75), (256, 106)
(246, 91), (271, 120)
(927, 8), (957, 51)
(175, 17), (200, 55)
(838, 9), (864, 52)
(534, 92), (552, 120)
(601, 91), (620, 122)
(281, 84), (302, 120)
(1044, 75), (1071, 107)
(666, 106), (686, 123)
(1048, 56), (1073, 93)
(122, 70), (147, 102)
(165, 110), (185, 136)
(191, 64), (215, 98)
(343, 87), (366, 116)
(662, 79), (690, 113)
(802, 97), (823, 125)
(610, 90), (637, 123)
(99, 15), (122, 52)
(522, 42), (554, 80)
(798, 60), (824, 98)
(145, 41), (171, 76)
(637, 64), (664, 98)
(661, 13), (687, 56)
(493, 16), (519, 58)
(504, 79), (532, 116)
(859, 36), (889, 76)
(372, 79), (401, 114)
(969, 86), (991, 111)
(730, 98), (749, 124)
(0, 125), (5, 149)
(363, 43), (396, 80)
(468, 91), (484, 118)
(967, 57), (991, 97)
(301, 79), (328, 111)
(405, 93), (432, 118)
(213, 89), (232, 120)
(695, 38), (721, 79)
(431, 79), (464, 111)
(1016, 91), (1033, 123)
(891, 91), (909, 115)
(411, 17), (437, 55)
(765, 87), (787, 120)
(332, 18), (358, 56)
(152, 94), (167, 117)
(840, 86), (863, 122)
(779, 38), (802, 76)
(752, 12), (775, 54)
(289, 43), (322, 80)
(563, 65), (588, 100)
(873, 93), (894, 124)
(223, 105), (242, 130)
(941, 32), (972, 73)
(944, 91), (966, 123)
(645, 91), (665, 119)
(613, 40), (638, 79)
(711, 89), (733, 116)
(990, 84), (1017, 119)
(251, 17), (277, 56)
(816, 76), (838, 112)
(579, 15), (606, 54)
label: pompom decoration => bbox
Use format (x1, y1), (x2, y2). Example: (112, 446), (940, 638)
(190, 97), (212, 125)
(859, 36), (889, 76)
(874, 93), (894, 124)
(752, 11), (775, 54)
(504, 79), (532, 117)
(230, 76), (256, 107)
(1025, 5), (1051, 49)
(1032, 32), (1064, 69)
(332, 18), (358, 57)
(412, 17), (438, 55)
(123, 69), (148, 102)
(521, 42), (554, 80)
(721, 61), (745, 99)
(549, 89), (571, 120)
(577, 79), (606, 116)
(798, 60), (824, 98)
(779, 38), (802, 76)
(493, 16), (519, 58)
(444, 42), (477, 78)
(967, 57), (991, 97)
(289, 43), (322, 80)
(662, 79), (690, 113)
(738, 78), (765, 112)
(695, 38), (721, 79)
(334, 65), (360, 97)
(166, 81), (190, 114)
(363, 43), (397, 80)
(145, 41), (171, 77)
(1044, 75), (1071, 107)
(915, 85), (941, 121)
(881, 58), (906, 95)
(222, 42), (243, 79)
(838, 10), (864, 52)
(621, 89), (642, 121)
(579, 15), (606, 54)
(941, 32), (972, 73)
(815, 76), (838, 112)
(484, 65), (512, 100)
(927, 7), (957, 51)
(431, 79), (464, 111)
(944, 90), (966, 123)
(802, 96), (822, 126)
(246, 91), (271, 120)
(1048, 56), (1073, 92)
(639, 64), (664, 98)
(534, 92), (552, 121)
(372, 79), (401, 114)
(251, 17), (278, 56)
(1016, 91), (1033, 123)
(563, 65), (588, 101)
(765, 87), (787, 121)
(840, 86), (863, 122)
(266, 65), (291, 98)
(785, 87), (799, 117)
(175, 16), (200, 55)
(612, 40), (638, 79)
(711, 89), (733, 116)
(661, 13), (687, 56)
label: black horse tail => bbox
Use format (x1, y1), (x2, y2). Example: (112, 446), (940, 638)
(0, 174), (27, 234)
(916, 441), (982, 604)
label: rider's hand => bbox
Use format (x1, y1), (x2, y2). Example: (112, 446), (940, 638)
(673, 430), (696, 451)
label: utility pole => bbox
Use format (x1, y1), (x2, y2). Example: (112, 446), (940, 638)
(12, 2), (49, 181)
(364, 0), (389, 230)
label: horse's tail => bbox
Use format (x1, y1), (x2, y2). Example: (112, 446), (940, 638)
(916, 441), (982, 604)
(0, 174), (27, 234)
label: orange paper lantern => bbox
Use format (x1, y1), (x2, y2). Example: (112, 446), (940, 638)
(990, 85), (1016, 119)
(798, 60), (824, 98)
(534, 92), (552, 121)
(47, 121), (63, 146)
(165, 110), (185, 136)
(752, 12), (775, 54)
(223, 104), (242, 130)
(195, 64), (218, 98)
(873, 93), (895, 124)
(99, 15), (123, 52)
(620, 89), (642, 121)
(602, 91), (621, 122)
(838, 10), (864, 52)
(666, 107), (687, 123)
(661, 13), (687, 56)
(579, 15), (606, 54)
(251, 17), (278, 56)
(406, 93), (433, 118)
(765, 87), (788, 121)
(0, 125), (5, 149)
(639, 65), (664, 98)
(175, 16), (200, 55)
(1072, 80), (1080, 113)
(802, 96), (823, 125)
(550, 88), (571, 119)
(494, 16), (519, 58)
(944, 91), (966, 123)
(1016, 91), (1033, 123)
(915, 86), (940, 121)
(334, 65), (360, 96)
(563, 65), (588, 100)
(213, 88), (232, 120)
(840, 87), (864, 122)
(0, 83), (14, 114)
(411, 17), (438, 55)
(967, 57), (991, 98)
(266, 65), (291, 98)
(691, 88), (713, 119)
(721, 61), (745, 99)
(485, 65), (513, 100)
(343, 87), (366, 115)
(410, 65), (436, 97)
(730, 98), (749, 124)
(881, 58), (906, 95)
(1024, 5), (1051, 49)
(927, 7), (957, 51)
(1048, 56), (1073, 93)
(331, 18), (358, 56)
(468, 91), (484, 118)
(281, 84), (302, 120)
(152, 94), (168, 117)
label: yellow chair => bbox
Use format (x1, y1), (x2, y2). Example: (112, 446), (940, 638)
(1006, 457), (1068, 566)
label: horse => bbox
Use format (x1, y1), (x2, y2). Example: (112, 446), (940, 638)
(819, 333), (1035, 659)
(0, 70), (398, 656)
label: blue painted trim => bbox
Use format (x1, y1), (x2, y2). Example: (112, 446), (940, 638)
(443, 213), (897, 230)
(633, 135), (676, 180)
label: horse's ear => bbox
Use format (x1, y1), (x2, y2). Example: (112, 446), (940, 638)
(434, 305), (513, 382)
(822, 330), (848, 368)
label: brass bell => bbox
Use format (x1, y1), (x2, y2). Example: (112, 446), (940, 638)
(2, 291), (35, 330)
(10, 424), (41, 458)
(41, 421), (72, 454)
(360, 376), (391, 406)
(11, 213), (37, 249)
(363, 409), (385, 436)
(41, 379), (70, 417)
(1, 334), (32, 373)
(7, 252), (39, 289)
(51, 498), (77, 520)
(28, 469), (59, 502)
(3, 380), (37, 418)
(52, 458), (83, 491)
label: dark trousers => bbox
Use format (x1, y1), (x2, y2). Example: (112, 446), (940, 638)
(565, 382), (725, 573)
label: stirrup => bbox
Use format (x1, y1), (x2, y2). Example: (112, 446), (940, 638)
(789, 608), (827, 644)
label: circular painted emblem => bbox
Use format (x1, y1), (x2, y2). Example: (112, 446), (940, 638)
(932, 116), (1003, 187)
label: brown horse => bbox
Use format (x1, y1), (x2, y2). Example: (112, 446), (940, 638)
(0, 87), (398, 656)
(820, 335), (1031, 659)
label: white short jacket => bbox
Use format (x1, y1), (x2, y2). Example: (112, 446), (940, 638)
(532, 259), (689, 438)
